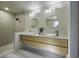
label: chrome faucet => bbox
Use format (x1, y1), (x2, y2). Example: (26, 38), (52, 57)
(39, 27), (44, 35)
(54, 30), (59, 36)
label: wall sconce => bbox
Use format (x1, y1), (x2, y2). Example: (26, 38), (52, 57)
(44, 8), (55, 13)
(29, 9), (40, 17)
(16, 17), (23, 23)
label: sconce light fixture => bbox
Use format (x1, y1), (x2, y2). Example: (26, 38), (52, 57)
(44, 8), (55, 13)
(16, 17), (23, 23)
(29, 9), (40, 17)
(16, 17), (19, 21)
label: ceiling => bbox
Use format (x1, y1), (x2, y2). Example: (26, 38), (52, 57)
(0, 1), (65, 15)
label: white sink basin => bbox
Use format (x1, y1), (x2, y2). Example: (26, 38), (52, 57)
(34, 33), (56, 37)
(25, 32), (56, 37)
(45, 33), (56, 37)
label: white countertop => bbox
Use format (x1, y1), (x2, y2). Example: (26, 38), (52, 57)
(15, 32), (68, 40)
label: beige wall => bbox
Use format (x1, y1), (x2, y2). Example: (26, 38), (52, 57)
(15, 13), (26, 32)
(15, 12), (32, 32)
(0, 10), (14, 47)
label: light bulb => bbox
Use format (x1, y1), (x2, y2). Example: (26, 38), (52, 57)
(4, 7), (9, 11)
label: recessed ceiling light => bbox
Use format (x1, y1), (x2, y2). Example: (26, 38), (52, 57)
(4, 7), (9, 11)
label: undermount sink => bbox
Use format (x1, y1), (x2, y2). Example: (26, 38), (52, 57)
(26, 32), (56, 37)
(34, 33), (56, 37)
(45, 33), (56, 37)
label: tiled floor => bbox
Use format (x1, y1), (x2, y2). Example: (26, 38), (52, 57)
(1, 46), (65, 58)
(2, 49), (44, 58)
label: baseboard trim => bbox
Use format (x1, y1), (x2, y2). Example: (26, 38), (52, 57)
(0, 43), (14, 57)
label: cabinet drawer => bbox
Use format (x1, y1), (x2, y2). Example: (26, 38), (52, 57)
(20, 35), (68, 48)
(21, 39), (67, 56)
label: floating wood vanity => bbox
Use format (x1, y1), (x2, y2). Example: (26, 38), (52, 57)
(20, 35), (68, 57)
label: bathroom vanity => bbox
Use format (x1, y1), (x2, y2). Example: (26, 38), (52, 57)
(15, 32), (68, 57)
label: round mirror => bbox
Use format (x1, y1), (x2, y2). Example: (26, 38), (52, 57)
(31, 18), (39, 28)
